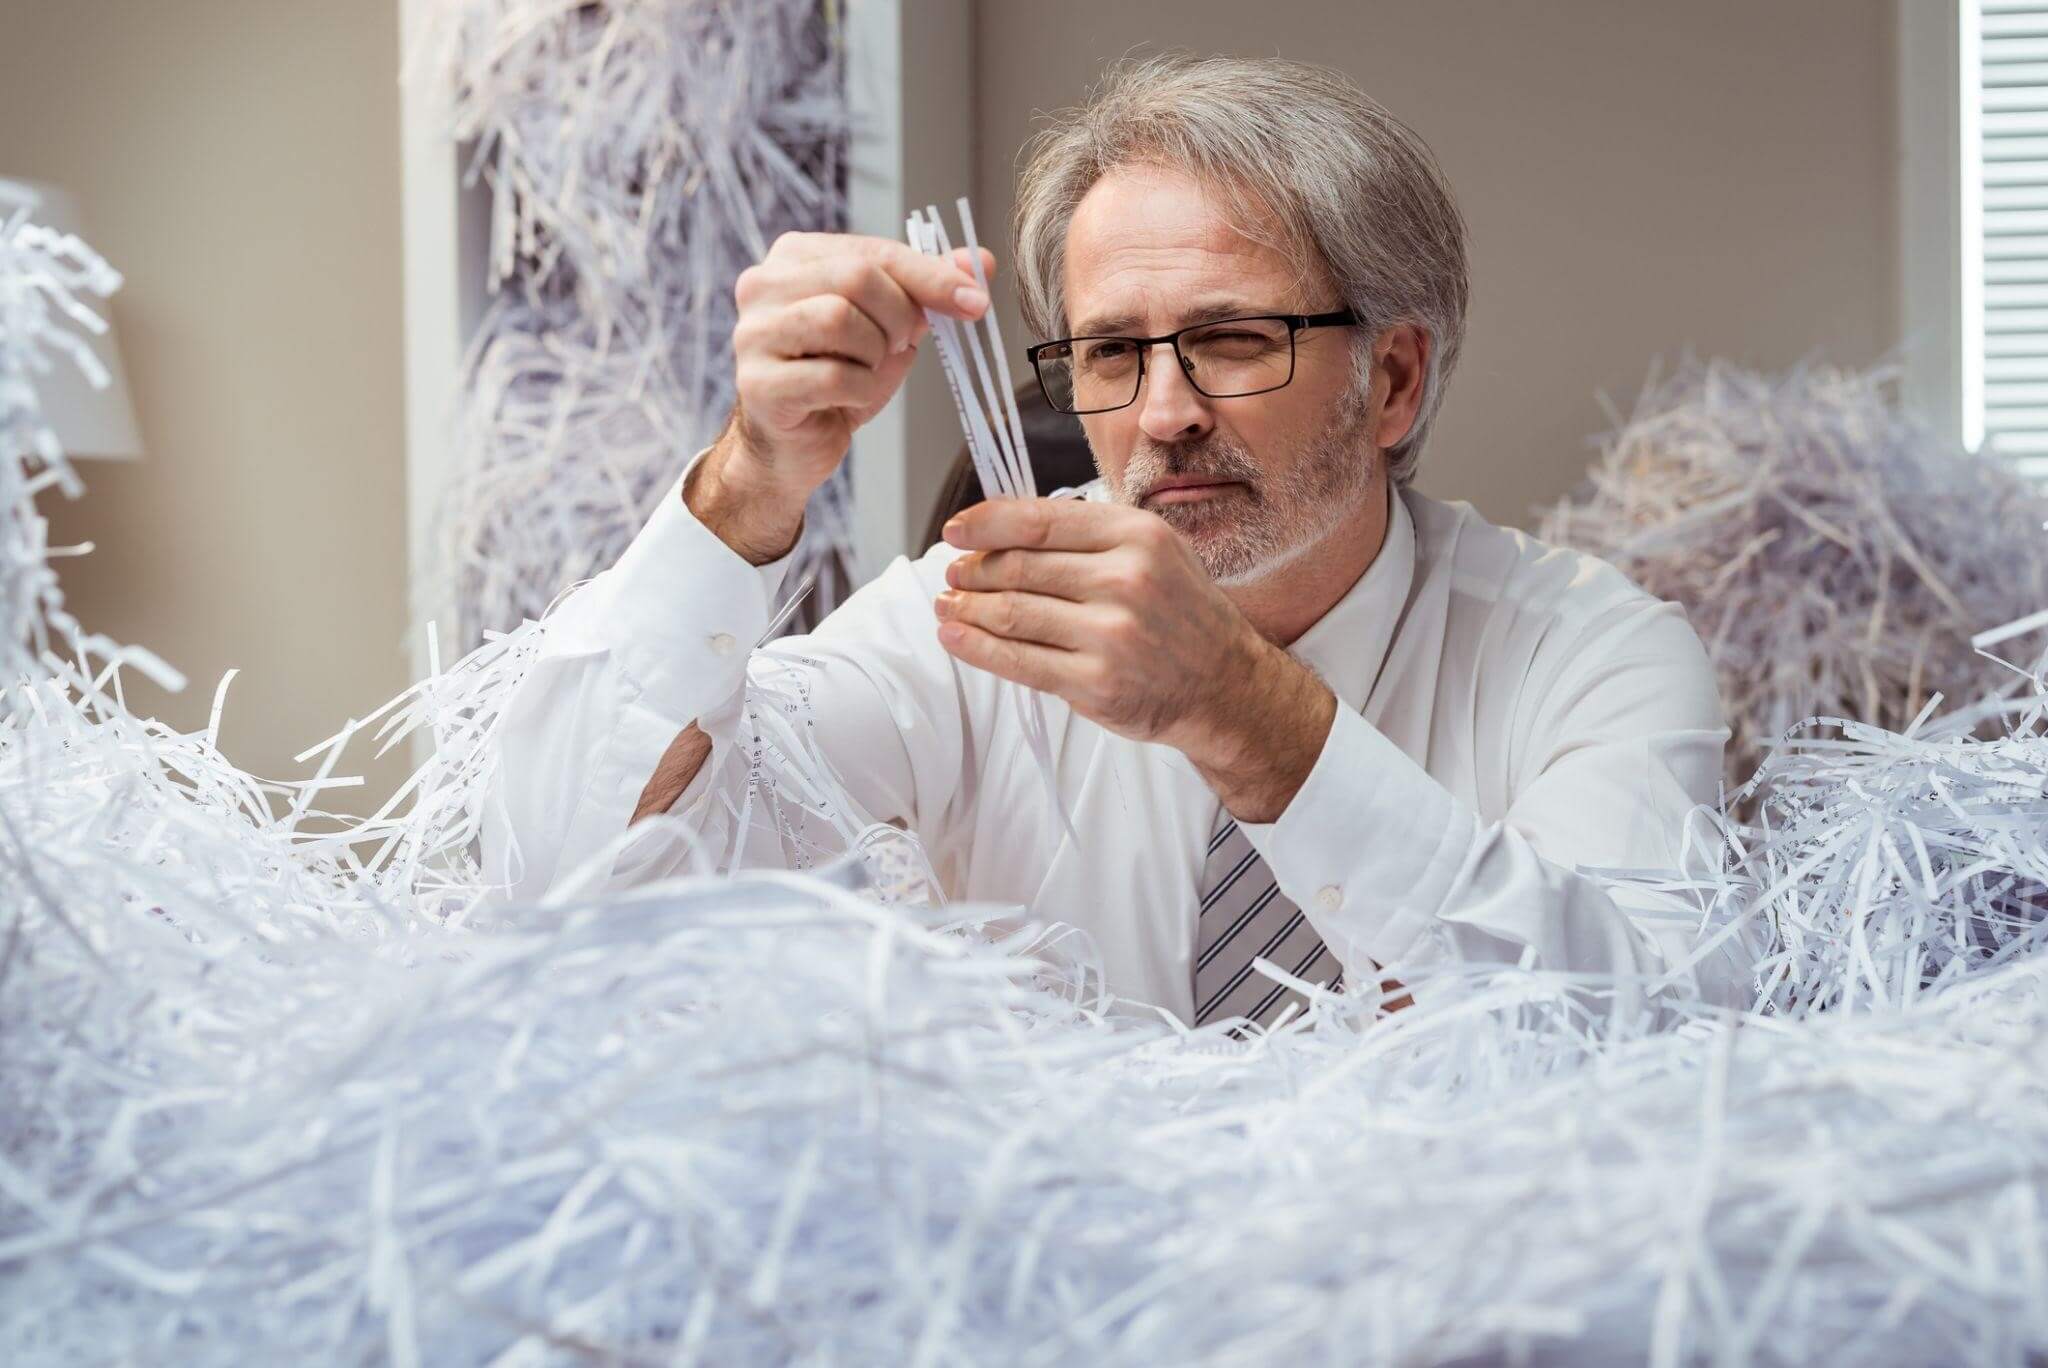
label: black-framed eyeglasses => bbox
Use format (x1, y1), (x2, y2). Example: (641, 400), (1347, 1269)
(1024, 309), (1359, 415)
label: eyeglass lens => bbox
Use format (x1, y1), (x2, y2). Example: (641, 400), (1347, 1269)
(1035, 317), (1296, 414)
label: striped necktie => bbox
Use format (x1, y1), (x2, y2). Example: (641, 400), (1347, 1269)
(1191, 809), (1343, 1032)
(1189, 487), (1420, 1034)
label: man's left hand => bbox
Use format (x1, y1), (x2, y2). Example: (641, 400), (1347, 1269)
(934, 497), (1337, 824)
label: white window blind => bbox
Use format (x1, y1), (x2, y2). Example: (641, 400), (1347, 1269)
(1973, 0), (2048, 474)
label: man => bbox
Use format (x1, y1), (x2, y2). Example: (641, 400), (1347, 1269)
(481, 55), (1751, 1029)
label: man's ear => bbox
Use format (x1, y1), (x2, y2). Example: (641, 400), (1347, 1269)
(1370, 323), (1430, 452)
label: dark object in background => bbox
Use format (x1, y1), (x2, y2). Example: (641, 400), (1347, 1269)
(920, 382), (1099, 550)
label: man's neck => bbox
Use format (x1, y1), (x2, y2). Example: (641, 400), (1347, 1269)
(1227, 474), (1391, 647)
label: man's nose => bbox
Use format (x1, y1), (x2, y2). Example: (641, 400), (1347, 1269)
(1135, 340), (1213, 443)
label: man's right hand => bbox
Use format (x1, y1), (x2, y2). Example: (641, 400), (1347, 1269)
(687, 231), (996, 565)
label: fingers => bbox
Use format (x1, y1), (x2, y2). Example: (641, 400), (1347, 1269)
(942, 497), (1158, 554)
(721, 229), (998, 483)
(867, 236), (993, 323)
(738, 255), (920, 357)
(743, 233), (992, 337)
(778, 230), (995, 279)
(934, 587), (1105, 649)
(934, 619), (1082, 696)
(740, 356), (897, 424)
(738, 292), (890, 368)
(815, 254), (928, 355)
(948, 244), (999, 285)
(814, 235), (995, 311)
(944, 548), (1100, 600)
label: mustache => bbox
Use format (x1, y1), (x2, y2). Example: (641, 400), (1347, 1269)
(1117, 435), (1264, 501)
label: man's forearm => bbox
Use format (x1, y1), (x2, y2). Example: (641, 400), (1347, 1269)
(632, 722), (714, 824)
(685, 414), (813, 566)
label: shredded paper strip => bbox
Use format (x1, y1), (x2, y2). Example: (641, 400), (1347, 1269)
(10, 157), (2048, 1368)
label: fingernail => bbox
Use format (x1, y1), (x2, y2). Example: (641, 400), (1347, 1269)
(934, 590), (960, 619)
(942, 515), (966, 542)
(953, 285), (988, 314)
(937, 621), (966, 648)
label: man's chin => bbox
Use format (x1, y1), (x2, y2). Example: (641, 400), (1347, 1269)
(1179, 525), (1279, 586)
(1150, 493), (1243, 538)
(1126, 489), (1286, 582)
(1182, 511), (1337, 587)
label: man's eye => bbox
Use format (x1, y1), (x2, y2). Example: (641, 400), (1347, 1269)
(1082, 341), (1135, 365)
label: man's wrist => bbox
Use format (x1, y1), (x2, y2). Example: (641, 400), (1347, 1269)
(685, 426), (811, 566)
(1184, 638), (1338, 824)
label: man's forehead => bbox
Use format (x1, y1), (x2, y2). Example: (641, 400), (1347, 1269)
(1069, 294), (1279, 338)
(1062, 167), (1301, 334)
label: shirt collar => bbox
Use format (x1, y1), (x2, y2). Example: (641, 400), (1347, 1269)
(1077, 475), (1416, 709)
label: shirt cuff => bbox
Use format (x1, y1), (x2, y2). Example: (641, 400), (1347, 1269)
(544, 445), (799, 721)
(1236, 701), (1481, 971)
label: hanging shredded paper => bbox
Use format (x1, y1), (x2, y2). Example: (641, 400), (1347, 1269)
(410, 0), (857, 651)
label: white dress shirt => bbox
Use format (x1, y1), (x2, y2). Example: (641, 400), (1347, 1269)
(480, 449), (1753, 1023)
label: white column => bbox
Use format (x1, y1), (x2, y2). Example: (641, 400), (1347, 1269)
(396, 0), (490, 678)
(1897, 0), (1969, 454)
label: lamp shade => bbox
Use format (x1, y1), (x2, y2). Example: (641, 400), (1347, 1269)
(1, 177), (143, 460)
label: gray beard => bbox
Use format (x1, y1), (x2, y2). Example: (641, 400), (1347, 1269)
(1107, 414), (1379, 586)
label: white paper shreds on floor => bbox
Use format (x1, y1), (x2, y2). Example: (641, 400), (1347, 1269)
(410, 0), (856, 651)
(1540, 357), (2048, 795)
(11, 221), (2048, 1365)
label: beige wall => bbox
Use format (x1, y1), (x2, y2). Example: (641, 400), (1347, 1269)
(970, 0), (1898, 529)
(0, 0), (1899, 801)
(1, 0), (409, 812)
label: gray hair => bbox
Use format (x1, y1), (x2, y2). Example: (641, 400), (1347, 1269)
(1012, 54), (1470, 485)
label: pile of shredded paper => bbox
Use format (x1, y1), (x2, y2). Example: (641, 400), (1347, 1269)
(414, 0), (856, 650)
(12, 190), (2048, 1368)
(1541, 358), (2048, 793)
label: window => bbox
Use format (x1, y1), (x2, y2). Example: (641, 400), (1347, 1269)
(1969, 0), (2048, 474)
(1906, 0), (2048, 475)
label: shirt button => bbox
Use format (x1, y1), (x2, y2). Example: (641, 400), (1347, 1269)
(1315, 885), (1343, 912)
(708, 631), (737, 656)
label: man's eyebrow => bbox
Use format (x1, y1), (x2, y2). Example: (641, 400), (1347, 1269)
(1067, 310), (1145, 338)
(1067, 299), (1272, 338)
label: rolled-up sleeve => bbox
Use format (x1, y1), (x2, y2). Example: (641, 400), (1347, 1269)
(1235, 599), (1752, 1010)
